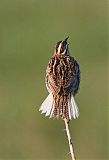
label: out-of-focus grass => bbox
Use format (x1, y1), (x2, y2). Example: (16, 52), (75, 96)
(0, 0), (108, 159)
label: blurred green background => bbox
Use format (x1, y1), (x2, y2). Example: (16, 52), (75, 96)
(0, 0), (108, 159)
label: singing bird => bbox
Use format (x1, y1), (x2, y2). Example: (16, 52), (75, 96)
(39, 37), (80, 121)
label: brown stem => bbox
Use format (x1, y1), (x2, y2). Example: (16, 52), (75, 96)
(64, 118), (76, 160)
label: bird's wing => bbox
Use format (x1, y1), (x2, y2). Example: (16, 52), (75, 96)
(67, 58), (80, 95)
(45, 56), (59, 93)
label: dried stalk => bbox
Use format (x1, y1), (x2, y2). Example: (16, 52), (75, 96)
(64, 118), (76, 160)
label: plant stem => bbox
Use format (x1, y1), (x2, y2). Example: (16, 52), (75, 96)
(64, 118), (76, 160)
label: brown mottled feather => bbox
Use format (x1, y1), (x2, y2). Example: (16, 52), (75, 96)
(46, 53), (80, 120)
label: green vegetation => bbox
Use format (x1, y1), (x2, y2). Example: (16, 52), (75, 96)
(0, 0), (108, 159)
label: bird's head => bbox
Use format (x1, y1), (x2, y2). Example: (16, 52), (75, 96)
(55, 37), (70, 56)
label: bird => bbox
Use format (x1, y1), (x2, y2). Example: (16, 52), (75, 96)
(39, 37), (80, 121)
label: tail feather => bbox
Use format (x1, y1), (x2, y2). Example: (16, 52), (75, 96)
(69, 94), (80, 119)
(39, 93), (79, 120)
(39, 93), (54, 117)
(51, 95), (69, 119)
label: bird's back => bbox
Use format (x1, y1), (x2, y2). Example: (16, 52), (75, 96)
(46, 54), (80, 96)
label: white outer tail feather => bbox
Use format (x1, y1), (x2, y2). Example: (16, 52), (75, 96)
(39, 93), (54, 117)
(39, 93), (79, 119)
(70, 94), (79, 119)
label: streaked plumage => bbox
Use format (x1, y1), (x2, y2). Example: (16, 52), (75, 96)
(39, 37), (80, 121)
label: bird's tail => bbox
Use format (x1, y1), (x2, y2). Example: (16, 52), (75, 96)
(39, 93), (79, 120)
